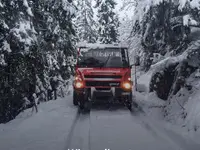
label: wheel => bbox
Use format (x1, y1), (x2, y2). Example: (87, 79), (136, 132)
(127, 101), (133, 111)
(73, 91), (79, 106)
(79, 101), (85, 110)
(83, 101), (91, 112)
(125, 93), (133, 111)
(79, 89), (91, 112)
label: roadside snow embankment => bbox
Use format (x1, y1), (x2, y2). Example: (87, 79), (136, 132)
(165, 71), (200, 132)
(0, 95), (77, 150)
(135, 69), (200, 142)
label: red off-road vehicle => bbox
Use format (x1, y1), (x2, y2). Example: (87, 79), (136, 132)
(73, 43), (133, 111)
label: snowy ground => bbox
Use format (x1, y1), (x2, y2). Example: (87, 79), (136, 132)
(135, 71), (200, 145)
(0, 82), (200, 150)
(0, 94), (77, 150)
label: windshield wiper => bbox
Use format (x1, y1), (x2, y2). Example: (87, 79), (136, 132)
(79, 57), (102, 67)
(101, 54), (111, 68)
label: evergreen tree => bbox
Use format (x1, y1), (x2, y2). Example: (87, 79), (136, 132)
(74, 0), (97, 43)
(122, 0), (200, 100)
(96, 0), (119, 44)
(122, 0), (200, 71)
(0, 0), (76, 123)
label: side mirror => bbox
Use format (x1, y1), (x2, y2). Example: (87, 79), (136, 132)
(134, 62), (140, 66)
(130, 56), (140, 68)
(130, 64), (135, 68)
(134, 55), (140, 66)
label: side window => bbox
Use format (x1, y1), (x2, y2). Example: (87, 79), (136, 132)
(121, 48), (129, 67)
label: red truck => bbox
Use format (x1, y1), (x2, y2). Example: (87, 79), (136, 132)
(73, 43), (133, 111)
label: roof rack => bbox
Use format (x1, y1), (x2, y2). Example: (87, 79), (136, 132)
(77, 42), (128, 49)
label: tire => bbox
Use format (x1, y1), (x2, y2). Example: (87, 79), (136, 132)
(83, 101), (91, 112)
(125, 93), (133, 111)
(73, 91), (79, 106)
(79, 89), (91, 112)
(127, 101), (133, 111)
(79, 100), (85, 110)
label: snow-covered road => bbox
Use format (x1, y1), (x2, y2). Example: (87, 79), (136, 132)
(0, 93), (200, 150)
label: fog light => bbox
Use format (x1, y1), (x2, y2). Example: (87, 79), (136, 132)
(75, 82), (84, 89)
(123, 82), (131, 90)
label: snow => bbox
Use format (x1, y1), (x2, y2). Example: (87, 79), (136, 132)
(23, 0), (28, 7)
(195, 69), (200, 78)
(185, 91), (200, 131)
(178, 0), (187, 10)
(0, 1), (3, 8)
(190, 0), (200, 9)
(62, 0), (76, 15)
(77, 42), (128, 49)
(163, 72), (200, 133)
(11, 21), (37, 52)
(3, 21), (9, 29)
(0, 54), (6, 66)
(151, 53), (165, 64)
(122, 0), (200, 34)
(133, 40), (200, 134)
(136, 70), (153, 92)
(47, 16), (53, 23)
(62, 0), (69, 11)
(135, 68), (200, 144)
(53, 25), (60, 34)
(177, 0), (200, 10)
(23, 0), (34, 17)
(1, 83), (200, 150)
(0, 94), (77, 150)
(2, 41), (11, 52)
(183, 15), (198, 26)
(150, 39), (200, 74)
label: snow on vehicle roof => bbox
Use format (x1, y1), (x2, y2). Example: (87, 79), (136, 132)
(77, 42), (128, 49)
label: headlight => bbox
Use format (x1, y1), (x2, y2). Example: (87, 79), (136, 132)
(122, 82), (132, 90)
(75, 81), (84, 89)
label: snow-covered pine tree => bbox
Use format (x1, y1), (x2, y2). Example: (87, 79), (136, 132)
(0, 0), (38, 122)
(0, 0), (76, 123)
(120, 0), (200, 100)
(96, 0), (119, 44)
(74, 0), (97, 43)
(122, 0), (200, 70)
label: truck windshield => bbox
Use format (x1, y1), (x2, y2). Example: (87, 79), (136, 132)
(77, 48), (129, 68)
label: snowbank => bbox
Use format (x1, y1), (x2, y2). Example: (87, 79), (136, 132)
(165, 71), (200, 132)
(136, 67), (200, 140)
(136, 70), (153, 93)
(0, 95), (78, 150)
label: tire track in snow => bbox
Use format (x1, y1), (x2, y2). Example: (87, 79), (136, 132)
(65, 109), (91, 150)
(65, 109), (81, 150)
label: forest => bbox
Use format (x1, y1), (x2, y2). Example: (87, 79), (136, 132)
(1, 0), (200, 126)
(0, 0), (120, 123)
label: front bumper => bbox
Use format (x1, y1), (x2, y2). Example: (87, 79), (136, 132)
(74, 87), (132, 101)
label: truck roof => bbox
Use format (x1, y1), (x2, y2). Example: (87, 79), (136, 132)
(77, 42), (128, 49)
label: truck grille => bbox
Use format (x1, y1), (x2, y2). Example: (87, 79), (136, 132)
(95, 88), (111, 90)
(85, 81), (120, 87)
(84, 75), (121, 79)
